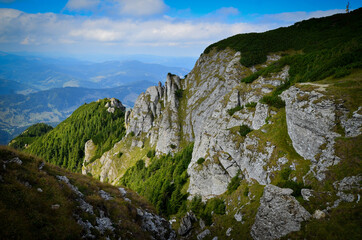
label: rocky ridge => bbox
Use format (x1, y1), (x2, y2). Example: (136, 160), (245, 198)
(83, 39), (361, 240)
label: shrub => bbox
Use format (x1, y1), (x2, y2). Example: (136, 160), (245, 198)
(197, 158), (205, 165)
(190, 195), (204, 216)
(334, 68), (351, 78)
(170, 144), (177, 149)
(245, 102), (257, 108)
(129, 132), (135, 137)
(227, 105), (243, 116)
(239, 125), (252, 137)
(260, 95), (285, 108)
(243, 186), (249, 197)
(117, 152), (123, 158)
(281, 167), (292, 180)
(175, 89), (183, 99)
(227, 172), (241, 194)
(147, 150), (155, 158)
(135, 160), (145, 170)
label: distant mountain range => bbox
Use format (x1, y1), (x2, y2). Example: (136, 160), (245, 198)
(0, 81), (153, 145)
(0, 52), (191, 144)
(0, 52), (190, 92)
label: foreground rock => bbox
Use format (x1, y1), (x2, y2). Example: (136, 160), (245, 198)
(251, 185), (311, 240)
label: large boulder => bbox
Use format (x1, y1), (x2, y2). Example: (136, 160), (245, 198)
(251, 184), (311, 240)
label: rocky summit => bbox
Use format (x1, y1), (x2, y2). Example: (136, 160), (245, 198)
(5, 9), (362, 240)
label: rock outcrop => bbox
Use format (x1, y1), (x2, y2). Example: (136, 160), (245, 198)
(251, 185), (311, 240)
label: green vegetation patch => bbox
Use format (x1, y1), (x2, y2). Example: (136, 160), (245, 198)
(239, 125), (252, 137)
(121, 143), (194, 217)
(9, 123), (53, 150)
(227, 105), (243, 116)
(26, 99), (126, 172)
(197, 157), (205, 165)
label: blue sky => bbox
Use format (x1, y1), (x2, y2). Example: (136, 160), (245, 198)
(0, 0), (359, 60)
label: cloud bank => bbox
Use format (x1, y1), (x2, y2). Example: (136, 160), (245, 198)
(0, 5), (346, 56)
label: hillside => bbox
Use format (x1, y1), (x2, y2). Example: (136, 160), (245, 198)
(0, 146), (175, 239)
(8, 123), (53, 150)
(24, 98), (127, 172)
(82, 9), (362, 239)
(8, 9), (362, 239)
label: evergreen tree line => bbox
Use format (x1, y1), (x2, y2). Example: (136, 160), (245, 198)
(25, 99), (126, 172)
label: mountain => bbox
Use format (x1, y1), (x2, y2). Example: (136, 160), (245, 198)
(24, 98), (127, 172)
(82, 9), (361, 239)
(0, 52), (190, 91)
(0, 146), (175, 239)
(0, 81), (150, 145)
(0, 78), (35, 95)
(8, 9), (362, 239)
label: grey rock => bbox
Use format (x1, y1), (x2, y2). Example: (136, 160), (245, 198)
(76, 215), (95, 239)
(96, 210), (114, 234)
(137, 208), (176, 240)
(333, 175), (362, 191)
(226, 227), (232, 237)
(234, 211), (243, 222)
(118, 187), (127, 197)
(38, 162), (45, 170)
(251, 185), (311, 240)
(37, 188), (43, 193)
(99, 190), (113, 200)
(301, 189), (314, 201)
(197, 229), (211, 240)
(178, 211), (197, 236)
(57, 175), (83, 197)
(252, 103), (269, 130)
(212, 237), (218, 240)
(281, 86), (341, 180)
(312, 210), (326, 219)
(199, 218), (205, 230)
(8, 157), (22, 165)
(340, 106), (362, 137)
(51, 204), (60, 209)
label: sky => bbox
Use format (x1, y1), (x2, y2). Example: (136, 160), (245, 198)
(0, 0), (360, 60)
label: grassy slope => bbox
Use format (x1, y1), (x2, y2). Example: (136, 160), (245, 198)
(0, 146), (159, 240)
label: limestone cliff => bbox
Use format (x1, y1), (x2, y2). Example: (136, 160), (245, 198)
(83, 47), (361, 199)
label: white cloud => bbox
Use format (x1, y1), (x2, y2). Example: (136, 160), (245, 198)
(65, 0), (167, 16)
(0, 8), (346, 56)
(0, 8), (270, 48)
(118, 0), (167, 16)
(215, 7), (240, 16)
(65, 0), (100, 11)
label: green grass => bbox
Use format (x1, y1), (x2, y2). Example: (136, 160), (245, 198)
(227, 105), (244, 116)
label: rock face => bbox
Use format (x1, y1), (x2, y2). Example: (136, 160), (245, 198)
(178, 211), (197, 236)
(87, 49), (292, 199)
(137, 208), (176, 240)
(85, 47), (361, 202)
(251, 185), (311, 240)
(281, 86), (341, 180)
